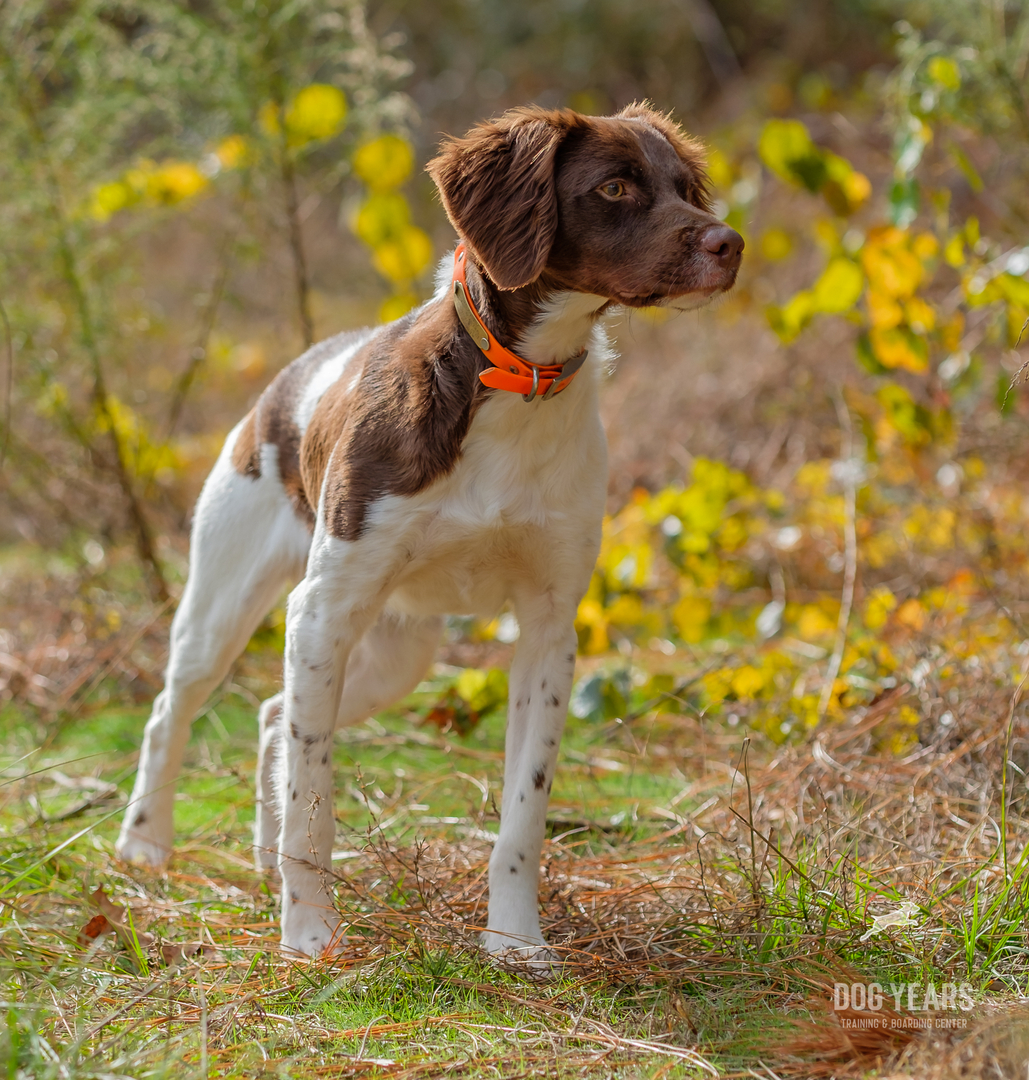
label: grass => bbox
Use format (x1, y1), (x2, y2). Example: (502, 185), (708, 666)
(2, 650), (1029, 1079)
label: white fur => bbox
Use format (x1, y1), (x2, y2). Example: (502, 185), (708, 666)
(117, 291), (612, 970)
(293, 331), (373, 431)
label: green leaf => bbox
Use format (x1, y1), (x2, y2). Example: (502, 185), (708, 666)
(889, 178), (920, 228)
(812, 258), (865, 313)
(570, 669), (631, 722)
(856, 332), (888, 375)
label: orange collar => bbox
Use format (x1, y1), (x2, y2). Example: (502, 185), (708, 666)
(451, 244), (588, 402)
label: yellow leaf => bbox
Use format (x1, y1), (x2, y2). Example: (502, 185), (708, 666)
(705, 145), (733, 189)
(842, 169), (871, 209)
(904, 296), (936, 333)
(996, 273), (1029, 308)
(149, 162), (208, 204)
(758, 119), (824, 192)
(285, 84), (347, 146)
(864, 586), (897, 631)
(862, 235), (923, 298)
(672, 595), (710, 644)
(215, 135), (249, 169)
(798, 604), (836, 640)
(760, 227), (792, 261)
(943, 234), (965, 268)
(766, 289), (815, 343)
(927, 55), (960, 91)
(353, 134), (414, 191)
(258, 100), (281, 137)
(867, 289), (904, 329)
(90, 180), (133, 221)
(912, 232), (939, 261)
(731, 665), (765, 700)
(939, 310), (964, 351)
(895, 598), (926, 631)
(869, 326), (929, 373)
(811, 257), (864, 313)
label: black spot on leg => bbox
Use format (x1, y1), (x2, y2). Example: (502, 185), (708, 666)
(519, 793), (525, 803)
(292, 790), (297, 801)
(549, 694), (559, 707)
(303, 734), (318, 748)
(527, 695), (531, 706)
(566, 652), (574, 664)
(325, 677), (331, 687)
(516, 698), (523, 709)
(321, 753), (328, 764)
(545, 737), (556, 747)
(541, 679), (547, 690)
(290, 891), (299, 902)
(133, 812), (147, 826)
(546, 780), (552, 794)
(533, 767), (546, 790)
(518, 852), (525, 862)
(509, 866), (517, 874)
(290, 723), (300, 739)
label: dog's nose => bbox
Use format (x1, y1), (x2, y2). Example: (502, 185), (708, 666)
(701, 224), (744, 267)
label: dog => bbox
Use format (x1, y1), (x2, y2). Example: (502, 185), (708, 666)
(116, 103), (743, 961)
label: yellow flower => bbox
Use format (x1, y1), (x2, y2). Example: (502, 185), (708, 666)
(285, 84), (347, 146)
(353, 134), (415, 191)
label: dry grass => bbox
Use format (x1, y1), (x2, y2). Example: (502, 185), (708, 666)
(2, 622), (1028, 1076)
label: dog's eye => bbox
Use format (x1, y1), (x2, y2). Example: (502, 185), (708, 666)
(598, 181), (627, 199)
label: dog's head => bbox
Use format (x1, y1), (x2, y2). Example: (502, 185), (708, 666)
(427, 103), (742, 308)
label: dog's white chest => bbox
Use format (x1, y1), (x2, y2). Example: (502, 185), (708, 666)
(380, 377), (607, 619)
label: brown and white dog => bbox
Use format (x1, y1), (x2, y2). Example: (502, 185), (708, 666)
(116, 104), (743, 961)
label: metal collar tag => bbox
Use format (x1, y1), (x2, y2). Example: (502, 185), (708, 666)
(451, 245), (587, 401)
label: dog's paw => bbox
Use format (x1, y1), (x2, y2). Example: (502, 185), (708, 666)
(482, 932), (563, 979)
(115, 833), (171, 870)
(280, 907), (345, 958)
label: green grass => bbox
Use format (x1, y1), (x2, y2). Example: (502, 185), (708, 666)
(2, 663), (1029, 1079)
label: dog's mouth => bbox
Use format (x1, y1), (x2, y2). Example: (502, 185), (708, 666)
(617, 285), (721, 309)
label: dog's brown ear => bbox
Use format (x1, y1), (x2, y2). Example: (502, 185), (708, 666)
(427, 109), (572, 290)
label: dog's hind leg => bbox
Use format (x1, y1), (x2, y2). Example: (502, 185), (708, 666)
(254, 692), (285, 870)
(117, 429), (310, 868)
(252, 611), (441, 871)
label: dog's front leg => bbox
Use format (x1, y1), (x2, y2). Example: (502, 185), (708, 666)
(276, 533), (387, 957)
(485, 596), (579, 962)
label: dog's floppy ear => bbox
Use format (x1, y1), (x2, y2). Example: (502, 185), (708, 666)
(427, 108), (573, 290)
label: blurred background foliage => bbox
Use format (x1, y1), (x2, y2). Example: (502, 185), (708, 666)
(2, 0), (1028, 763)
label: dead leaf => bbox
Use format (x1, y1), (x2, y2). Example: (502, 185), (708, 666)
(159, 941), (217, 967)
(77, 913), (111, 945)
(89, 887), (156, 951)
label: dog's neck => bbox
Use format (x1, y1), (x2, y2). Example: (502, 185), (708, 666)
(461, 254), (611, 367)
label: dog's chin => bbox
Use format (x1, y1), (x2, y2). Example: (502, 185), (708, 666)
(662, 291), (719, 313)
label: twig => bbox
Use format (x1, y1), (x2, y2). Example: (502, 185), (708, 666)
(1000, 653), (1029, 881)
(1000, 318), (1029, 412)
(818, 390), (858, 722)
(165, 227), (238, 438)
(0, 293), (12, 467)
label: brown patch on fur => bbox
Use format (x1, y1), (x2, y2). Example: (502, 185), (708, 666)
(231, 409), (261, 478)
(230, 331), (369, 527)
(307, 303), (490, 541)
